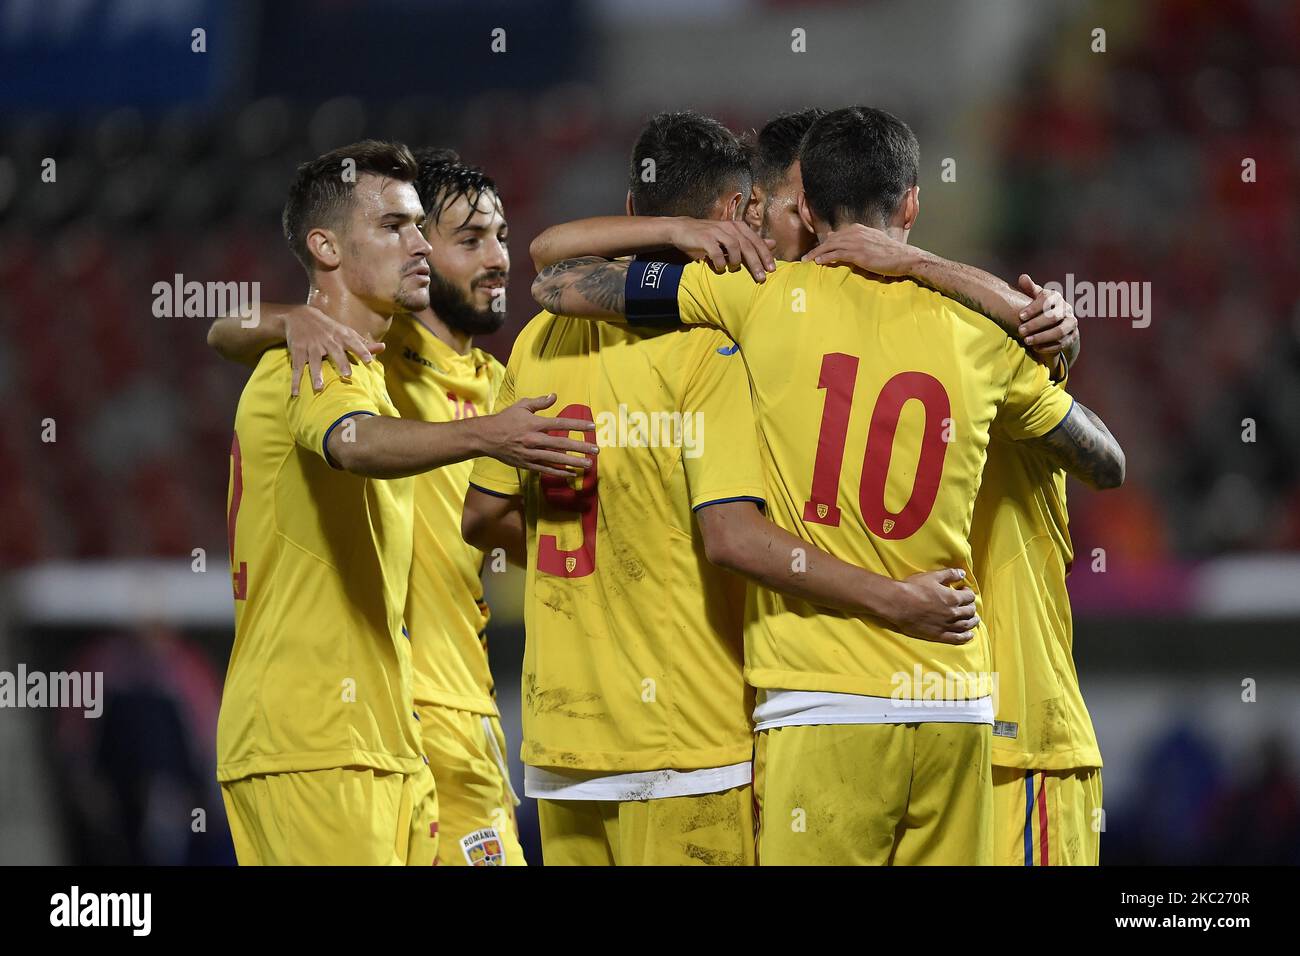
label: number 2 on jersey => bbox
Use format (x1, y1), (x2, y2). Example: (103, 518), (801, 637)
(537, 404), (598, 578)
(802, 353), (950, 540)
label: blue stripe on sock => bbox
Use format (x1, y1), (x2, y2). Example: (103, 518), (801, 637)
(1024, 773), (1035, 866)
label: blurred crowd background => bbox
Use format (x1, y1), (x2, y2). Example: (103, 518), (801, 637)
(1, 0), (1298, 865)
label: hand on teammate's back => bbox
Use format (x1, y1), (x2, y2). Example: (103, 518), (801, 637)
(482, 394), (600, 480)
(889, 568), (980, 645)
(1016, 274), (1078, 358)
(285, 304), (385, 396)
(667, 218), (775, 280)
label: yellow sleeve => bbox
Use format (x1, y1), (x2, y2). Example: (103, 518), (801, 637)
(468, 351), (523, 497)
(676, 262), (761, 338)
(284, 363), (384, 468)
(680, 331), (767, 511)
(995, 343), (1075, 441)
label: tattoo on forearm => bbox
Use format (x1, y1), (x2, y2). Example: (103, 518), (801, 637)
(1030, 401), (1124, 489)
(533, 256), (628, 315)
(573, 260), (628, 313)
(533, 256), (602, 312)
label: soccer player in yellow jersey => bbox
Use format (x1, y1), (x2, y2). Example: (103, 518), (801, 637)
(463, 112), (978, 867)
(769, 124), (1111, 863)
(797, 230), (1112, 865)
(974, 402), (1106, 866)
(212, 150), (533, 866)
(531, 106), (1125, 865)
(215, 141), (599, 865)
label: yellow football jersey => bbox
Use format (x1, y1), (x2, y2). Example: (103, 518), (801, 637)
(970, 435), (1102, 770)
(218, 350), (424, 782)
(382, 316), (506, 714)
(469, 312), (765, 772)
(664, 260), (1074, 700)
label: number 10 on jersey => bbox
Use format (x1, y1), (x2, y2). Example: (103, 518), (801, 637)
(802, 353), (951, 540)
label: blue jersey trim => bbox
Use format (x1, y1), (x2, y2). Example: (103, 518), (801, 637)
(1038, 398), (1077, 440)
(322, 411), (376, 469)
(468, 481), (516, 500)
(692, 495), (766, 513)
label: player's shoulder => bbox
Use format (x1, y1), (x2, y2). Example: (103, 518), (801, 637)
(784, 260), (913, 304)
(902, 280), (1000, 331)
(283, 347), (386, 401)
(889, 279), (1017, 353)
(243, 347), (292, 397)
(235, 349), (288, 427)
(681, 259), (771, 294)
(251, 344), (290, 374)
(514, 308), (585, 357)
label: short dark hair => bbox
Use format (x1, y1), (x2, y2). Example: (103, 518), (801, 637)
(628, 111), (752, 218)
(751, 108), (827, 191)
(799, 106), (919, 228)
(282, 139), (419, 274)
(413, 147), (500, 231)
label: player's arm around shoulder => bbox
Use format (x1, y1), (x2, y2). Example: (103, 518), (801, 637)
(530, 218), (771, 325)
(208, 302), (385, 394)
(530, 215), (775, 276)
(801, 226), (1080, 373)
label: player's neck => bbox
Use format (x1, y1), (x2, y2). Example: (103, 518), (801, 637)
(414, 308), (473, 356)
(306, 286), (393, 341)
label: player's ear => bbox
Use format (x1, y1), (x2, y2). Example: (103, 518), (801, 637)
(743, 186), (764, 232)
(721, 190), (746, 222)
(306, 227), (341, 271)
(625, 190), (635, 217)
(899, 185), (920, 232)
(796, 191), (816, 237)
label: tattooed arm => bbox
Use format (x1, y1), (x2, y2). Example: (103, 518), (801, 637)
(1023, 401), (1125, 489)
(531, 256), (632, 319)
(913, 263), (1080, 369)
(208, 302), (385, 393)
